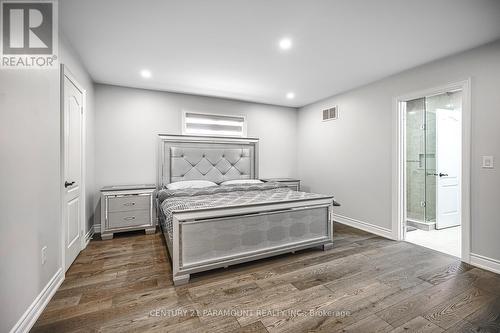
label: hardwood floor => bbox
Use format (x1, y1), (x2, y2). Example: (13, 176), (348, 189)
(32, 224), (500, 332)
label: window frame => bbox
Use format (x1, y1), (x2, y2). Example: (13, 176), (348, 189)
(181, 110), (248, 137)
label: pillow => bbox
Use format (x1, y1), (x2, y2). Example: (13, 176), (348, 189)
(220, 179), (263, 186)
(166, 180), (217, 190)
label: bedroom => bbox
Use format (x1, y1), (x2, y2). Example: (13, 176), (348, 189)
(1, 1), (500, 332)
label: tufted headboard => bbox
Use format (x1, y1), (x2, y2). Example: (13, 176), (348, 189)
(157, 135), (259, 188)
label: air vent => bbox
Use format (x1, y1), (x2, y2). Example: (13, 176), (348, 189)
(322, 106), (338, 121)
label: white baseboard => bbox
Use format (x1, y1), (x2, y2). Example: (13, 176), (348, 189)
(9, 267), (64, 333)
(93, 223), (101, 234)
(470, 253), (500, 274)
(333, 214), (394, 240)
(83, 227), (94, 248)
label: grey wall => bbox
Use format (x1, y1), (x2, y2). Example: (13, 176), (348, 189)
(94, 84), (298, 221)
(0, 36), (95, 332)
(0, 63), (60, 332)
(297, 40), (500, 261)
(60, 34), (96, 234)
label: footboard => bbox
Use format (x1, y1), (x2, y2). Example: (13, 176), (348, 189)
(168, 199), (333, 285)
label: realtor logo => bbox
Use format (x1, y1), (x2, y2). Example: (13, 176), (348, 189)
(1, 0), (58, 68)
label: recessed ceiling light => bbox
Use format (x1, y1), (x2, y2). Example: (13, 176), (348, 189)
(140, 69), (152, 78)
(286, 92), (295, 99)
(279, 38), (292, 50)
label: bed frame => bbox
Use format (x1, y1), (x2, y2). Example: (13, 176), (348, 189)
(157, 134), (334, 285)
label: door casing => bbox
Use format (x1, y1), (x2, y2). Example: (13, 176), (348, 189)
(392, 79), (471, 262)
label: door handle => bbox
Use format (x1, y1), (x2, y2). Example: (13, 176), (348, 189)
(428, 173), (449, 177)
(65, 181), (75, 188)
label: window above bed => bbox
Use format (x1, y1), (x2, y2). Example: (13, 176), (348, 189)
(182, 111), (247, 137)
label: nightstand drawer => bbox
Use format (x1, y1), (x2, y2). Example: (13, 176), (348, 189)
(108, 195), (150, 212)
(108, 209), (151, 229)
(278, 181), (300, 191)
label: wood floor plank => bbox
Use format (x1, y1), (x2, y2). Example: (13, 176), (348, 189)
(472, 272), (500, 296)
(196, 283), (297, 313)
(43, 295), (82, 313)
(341, 314), (393, 333)
(236, 284), (334, 327)
(418, 261), (474, 285)
(423, 287), (495, 329)
(35, 298), (113, 327)
(232, 321), (268, 333)
(461, 296), (500, 332)
(442, 320), (478, 333)
(260, 281), (397, 332)
(375, 268), (493, 328)
(266, 237), (390, 276)
(256, 253), (370, 290)
(389, 316), (443, 333)
(97, 303), (198, 333)
(146, 315), (240, 333)
(31, 224), (500, 333)
(193, 282), (263, 308)
(375, 258), (455, 290)
(59, 272), (119, 291)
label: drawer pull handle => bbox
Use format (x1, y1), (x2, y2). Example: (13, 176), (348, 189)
(124, 216), (136, 221)
(124, 202), (136, 206)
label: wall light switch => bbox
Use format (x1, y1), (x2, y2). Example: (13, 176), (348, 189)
(482, 156), (494, 169)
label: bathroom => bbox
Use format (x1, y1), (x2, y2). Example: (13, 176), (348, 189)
(405, 90), (462, 257)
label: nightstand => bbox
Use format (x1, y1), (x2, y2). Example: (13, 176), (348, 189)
(261, 178), (301, 191)
(100, 184), (156, 240)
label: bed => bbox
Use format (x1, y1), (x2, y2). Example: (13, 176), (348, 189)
(156, 135), (334, 285)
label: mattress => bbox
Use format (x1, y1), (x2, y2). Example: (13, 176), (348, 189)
(157, 182), (332, 240)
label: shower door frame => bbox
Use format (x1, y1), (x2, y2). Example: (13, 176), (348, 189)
(392, 79), (471, 262)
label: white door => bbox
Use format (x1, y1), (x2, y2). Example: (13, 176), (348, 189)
(435, 108), (461, 229)
(63, 73), (84, 270)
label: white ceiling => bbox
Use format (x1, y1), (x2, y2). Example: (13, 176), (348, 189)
(60, 0), (500, 107)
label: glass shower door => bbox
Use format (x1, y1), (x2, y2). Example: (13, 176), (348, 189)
(425, 98), (437, 223)
(406, 97), (426, 223)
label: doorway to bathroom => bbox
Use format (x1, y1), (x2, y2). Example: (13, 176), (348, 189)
(395, 80), (471, 260)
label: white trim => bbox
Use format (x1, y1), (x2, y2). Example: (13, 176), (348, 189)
(83, 227), (94, 247)
(470, 253), (500, 274)
(80, 86), (88, 251)
(60, 64), (87, 271)
(392, 79), (472, 263)
(93, 223), (101, 234)
(9, 268), (64, 333)
(333, 214), (394, 240)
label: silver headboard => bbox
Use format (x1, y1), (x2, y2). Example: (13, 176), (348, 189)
(157, 135), (259, 188)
